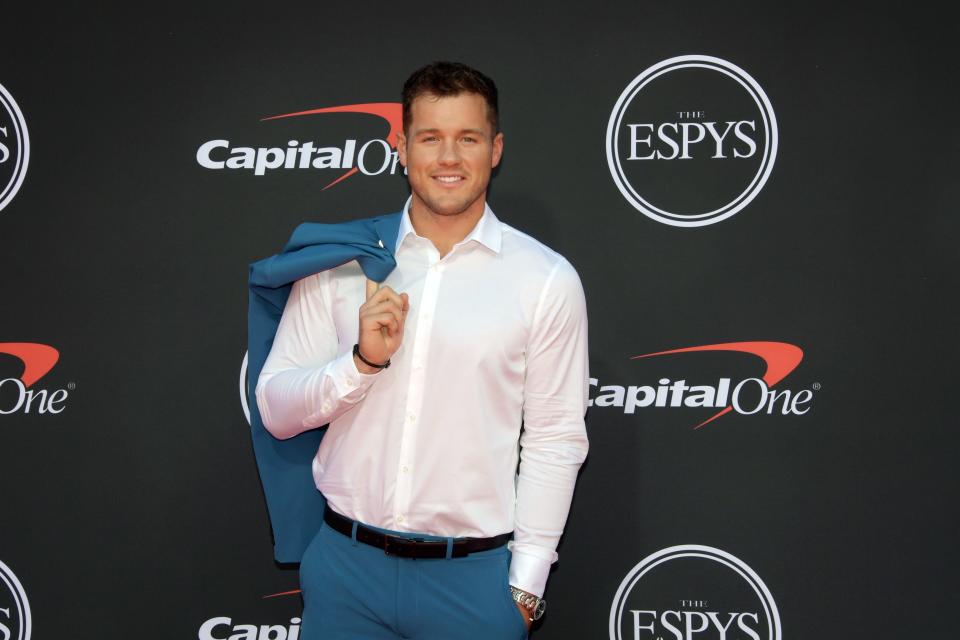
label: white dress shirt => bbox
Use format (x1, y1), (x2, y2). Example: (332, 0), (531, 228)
(255, 199), (589, 597)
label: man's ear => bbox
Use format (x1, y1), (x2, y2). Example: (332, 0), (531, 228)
(491, 132), (504, 168)
(396, 131), (407, 167)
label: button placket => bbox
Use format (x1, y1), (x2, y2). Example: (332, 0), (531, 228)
(393, 255), (443, 528)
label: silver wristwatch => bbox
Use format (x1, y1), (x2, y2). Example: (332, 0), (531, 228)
(509, 586), (546, 621)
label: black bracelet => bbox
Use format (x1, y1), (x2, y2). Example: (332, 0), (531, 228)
(353, 343), (390, 370)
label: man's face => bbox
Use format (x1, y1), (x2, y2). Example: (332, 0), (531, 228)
(397, 92), (503, 219)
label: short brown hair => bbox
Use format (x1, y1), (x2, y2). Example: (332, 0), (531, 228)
(402, 61), (499, 135)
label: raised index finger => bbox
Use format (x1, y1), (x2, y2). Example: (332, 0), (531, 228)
(365, 278), (379, 302)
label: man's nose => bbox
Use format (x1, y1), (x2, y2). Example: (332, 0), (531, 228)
(438, 139), (460, 165)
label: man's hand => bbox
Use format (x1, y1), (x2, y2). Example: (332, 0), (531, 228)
(355, 279), (409, 373)
(515, 602), (533, 633)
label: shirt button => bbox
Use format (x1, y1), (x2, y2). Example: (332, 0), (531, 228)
(397, 514), (405, 523)
(407, 414), (416, 422)
(401, 465), (409, 473)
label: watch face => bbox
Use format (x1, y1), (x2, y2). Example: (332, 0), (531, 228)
(533, 599), (546, 620)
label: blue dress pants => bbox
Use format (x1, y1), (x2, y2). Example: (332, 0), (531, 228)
(299, 519), (529, 639)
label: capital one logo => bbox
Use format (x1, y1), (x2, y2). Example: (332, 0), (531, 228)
(590, 342), (817, 428)
(199, 616), (301, 640)
(200, 588), (303, 640)
(0, 82), (30, 214)
(0, 559), (31, 640)
(197, 103), (403, 189)
(610, 545), (781, 640)
(0, 343), (71, 416)
(606, 55), (777, 227)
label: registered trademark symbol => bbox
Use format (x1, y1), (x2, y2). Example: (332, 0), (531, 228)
(67, 381), (76, 390)
(812, 382), (821, 391)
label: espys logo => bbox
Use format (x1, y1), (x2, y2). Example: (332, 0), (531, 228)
(240, 351), (250, 424)
(197, 103), (403, 189)
(0, 343), (72, 416)
(606, 55), (777, 227)
(610, 545), (781, 640)
(0, 82), (30, 214)
(0, 559), (32, 640)
(589, 342), (816, 428)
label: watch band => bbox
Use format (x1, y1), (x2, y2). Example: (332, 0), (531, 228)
(509, 586), (546, 621)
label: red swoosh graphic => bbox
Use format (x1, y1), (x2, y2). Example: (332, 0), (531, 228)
(630, 341), (804, 429)
(0, 342), (60, 387)
(263, 589), (302, 599)
(320, 167), (359, 191)
(261, 103), (402, 190)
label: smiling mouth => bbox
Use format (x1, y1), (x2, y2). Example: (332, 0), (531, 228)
(433, 175), (465, 184)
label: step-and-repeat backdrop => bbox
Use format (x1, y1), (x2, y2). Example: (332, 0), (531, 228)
(1, 5), (956, 639)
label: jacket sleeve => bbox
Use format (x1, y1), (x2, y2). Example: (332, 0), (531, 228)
(255, 270), (379, 440)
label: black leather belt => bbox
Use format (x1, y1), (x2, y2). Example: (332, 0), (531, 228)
(323, 507), (512, 559)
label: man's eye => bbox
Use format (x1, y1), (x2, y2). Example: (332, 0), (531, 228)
(462, 137), (476, 143)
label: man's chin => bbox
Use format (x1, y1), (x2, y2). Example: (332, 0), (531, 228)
(429, 206), (472, 217)
(416, 193), (483, 218)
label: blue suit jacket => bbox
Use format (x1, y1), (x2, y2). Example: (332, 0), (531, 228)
(247, 211), (402, 563)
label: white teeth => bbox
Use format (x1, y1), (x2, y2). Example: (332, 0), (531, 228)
(435, 176), (463, 183)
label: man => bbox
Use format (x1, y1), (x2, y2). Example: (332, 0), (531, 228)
(255, 61), (589, 639)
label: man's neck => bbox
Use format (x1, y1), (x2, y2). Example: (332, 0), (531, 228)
(408, 197), (486, 258)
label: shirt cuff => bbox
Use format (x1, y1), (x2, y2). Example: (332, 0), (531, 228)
(507, 541), (556, 598)
(343, 348), (384, 383)
(330, 348), (381, 395)
(303, 350), (380, 425)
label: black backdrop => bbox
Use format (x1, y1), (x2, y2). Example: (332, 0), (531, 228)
(1, 4), (957, 639)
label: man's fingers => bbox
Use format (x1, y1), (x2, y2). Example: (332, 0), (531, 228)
(367, 311), (401, 335)
(364, 286), (406, 311)
(363, 300), (406, 319)
(360, 282), (408, 352)
(363, 304), (405, 329)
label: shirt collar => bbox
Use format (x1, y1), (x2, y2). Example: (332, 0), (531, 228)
(396, 196), (502, 255)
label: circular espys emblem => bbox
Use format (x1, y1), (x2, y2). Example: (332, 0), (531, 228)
(0, 83), (30, 214)
(240, 350), (250, 424)
(0, 559), (32, 640)
(609, 545), (781, 640)
(606, 55), (777, 227)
